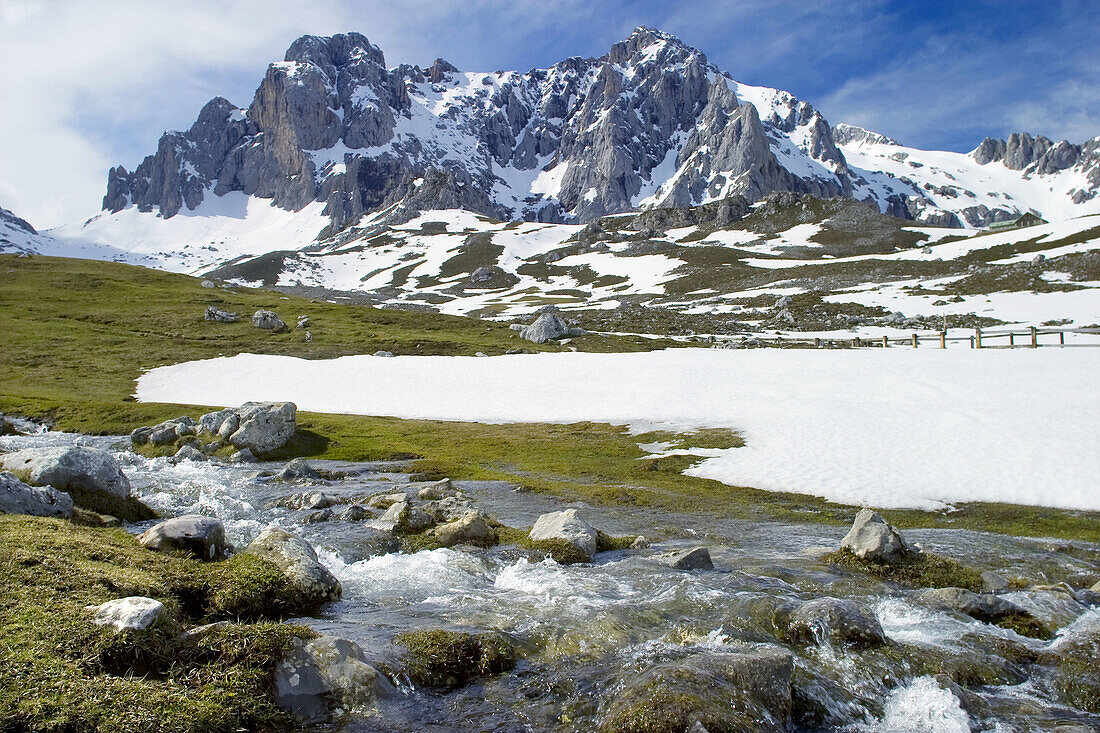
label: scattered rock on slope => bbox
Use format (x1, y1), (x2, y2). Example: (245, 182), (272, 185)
(520, 306), (585, 343)
(252, 309), (287, 330)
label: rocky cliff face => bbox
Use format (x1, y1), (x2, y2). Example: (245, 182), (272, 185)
(102, 27), (1099, 233)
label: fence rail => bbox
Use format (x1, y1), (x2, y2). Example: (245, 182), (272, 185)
(717, 327), (1100, 349)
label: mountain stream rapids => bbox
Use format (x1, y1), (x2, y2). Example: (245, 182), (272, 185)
(4, 428), (1098, 732)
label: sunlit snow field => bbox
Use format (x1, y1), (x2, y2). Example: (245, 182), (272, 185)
(136, 348), (1100, 512)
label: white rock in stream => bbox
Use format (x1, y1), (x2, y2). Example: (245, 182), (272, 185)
(528, 508), (598, 560)
(243, 528), (341, 607)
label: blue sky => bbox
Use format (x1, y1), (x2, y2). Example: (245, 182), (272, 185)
(2, 0), (1098, 227)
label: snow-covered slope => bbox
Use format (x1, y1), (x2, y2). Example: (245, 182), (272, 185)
(837, 124), (1100, 227)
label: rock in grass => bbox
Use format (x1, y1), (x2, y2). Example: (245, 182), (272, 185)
(139, 515), (230, 560)
(275, 635), (392, 722)
(839, 508), (915, 562)
(252, 309), (287, 330)
(598, 648), (793, 733)
(204, 305), (239, 323)
(243, 528), (341, 606)
(229, 401), (297, 454)
(519, 306), (584, 343)
(90, 596), (165, 632)
(1, 446), (130, 498)
(660, 547), (713, 571)
(428, 511), (498, 548)
(529, 508), (599, 560)
(787, 597), (886, 649)
(0, 471), (73, 518)
(373, 350), (394, 357)
(199, 408), (236, 434)
(0, 446), (150, 521)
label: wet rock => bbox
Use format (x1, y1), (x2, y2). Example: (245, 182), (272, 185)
(204, 305), (239, 323)
(130, 426), (155, 444)
(421, 494), (478, 524)
(428, 511), (498, 548)
(90, 596), (166, 632)
(229, 401), (297, 454)
(139, 515), (230, 560)
(787, 597), (886, 649)
(0, 471), (73, 519)
(275, 635), (392, 722)
(229, 448), (256, 463)
(660, 547), (714, 571)
(914, 587), (1028, 623)
(277, 458), (321, 482)
(599, 647), (793, 733)
(630, 536), (650, 550)
(341, 504), (371, 521)
(378, 500), (434, 533)
(529, 508), (599, 560)
(839, 508), (915, 562)
(367, 492), (409, 509)
(1040, 617), (1100, 712)
(981, 570), (1010, 594)
(171, 444), (206, 463)
(303, 508), (334, 523)
(416, 478), (454, 501)
(243, 528), (341, 608)
(252, 309), (287, 330)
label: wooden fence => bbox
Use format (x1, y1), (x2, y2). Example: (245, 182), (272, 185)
(717, 327), (1100, 349)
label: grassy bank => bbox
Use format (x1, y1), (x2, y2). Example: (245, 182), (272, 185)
(0, 515), (313, 732)
(2, 254), (1100, 543)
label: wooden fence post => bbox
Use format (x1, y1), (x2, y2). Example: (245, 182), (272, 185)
(975, 328), (982, 349)
(814, 338), (821, 348)
(1009, 332), (1015, 347)
(882, 335), (889, 348)
(1060, 331), (1065, 346)
(970, 335), (975, 348)
(912, 333), (919, 348)
(1030, 326), (1037, 348)
(940, 330), (947, 349)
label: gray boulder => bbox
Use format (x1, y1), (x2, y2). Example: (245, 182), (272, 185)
(373, 350), (394, 358)
(788, 597), (886, 648)
(341, 504), (371, 521)
(199, 408), (237, 434)
(252, 309), (287, 330)
(378, 500), (434, 533)
(278, 458), (321, 482)
(229, 448), (256, 463)
(275, 635), (392, 721)
(519, 307), (583, 343)
(296, 315), (311, 328)
(660, 547), (714, 571)
(0, 471), (73, 519)
(139, 515), (230, 560)
(839, 508), (915, 562)
(243, 528), (341, 607)
(528, 508), (599, 560)
(229, 401), (297, 454)
(981, 571), (1011, 594)
(171, 444), (206, 463)
(0, 446), (130, 498)
(599, 647), (793, 733)
(90, 596), (166, 632)
(428, 511), (498, 548)
(204, 306), (239, 323)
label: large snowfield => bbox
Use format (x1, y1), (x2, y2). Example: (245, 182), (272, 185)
(136, 348), (1100, 512)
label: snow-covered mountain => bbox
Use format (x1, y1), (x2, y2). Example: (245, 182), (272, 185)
(90, 27), (1100, 237)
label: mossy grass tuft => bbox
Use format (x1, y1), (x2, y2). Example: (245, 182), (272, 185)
(0, 514), (314, 732)
(392, 629), (516, 690)
(822, 548), (984, 591)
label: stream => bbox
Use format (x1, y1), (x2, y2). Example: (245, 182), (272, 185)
(3, 426), (1099, 732)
